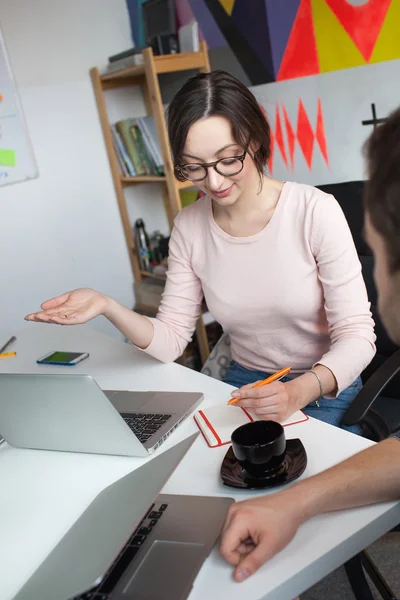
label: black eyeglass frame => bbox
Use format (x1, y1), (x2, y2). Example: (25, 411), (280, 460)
(175, 150), (247, 182)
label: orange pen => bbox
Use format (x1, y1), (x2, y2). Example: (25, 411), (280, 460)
(0, 351), (16, 359)
(227, 366), (291, 405)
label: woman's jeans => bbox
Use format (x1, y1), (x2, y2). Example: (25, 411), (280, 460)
(224, 360), (362, 435)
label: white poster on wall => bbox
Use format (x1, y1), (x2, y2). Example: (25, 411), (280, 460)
(0, 26), (38, 187)
(253, 59), (400, 186)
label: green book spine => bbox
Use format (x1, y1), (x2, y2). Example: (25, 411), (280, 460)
(115, 119), (146, 176)
(130, 124), (154, 175)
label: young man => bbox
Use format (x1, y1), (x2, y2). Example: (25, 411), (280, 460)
(219, 107), (400, 583)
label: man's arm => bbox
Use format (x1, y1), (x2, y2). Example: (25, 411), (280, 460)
(219, 436), (400, 582)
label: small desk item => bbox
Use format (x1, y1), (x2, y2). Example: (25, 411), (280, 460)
(11, 433), (234, 600)
(194, 404), (308, 448)
(0, 351), (16, 359)
(221, 439), (307, 489)
(0, 373), (203, 456)
(0, 335), (16, 354)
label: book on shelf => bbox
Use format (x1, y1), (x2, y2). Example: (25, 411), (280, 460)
(178, 21), (199, 53)
(111, 125), (135, 176)
(115, 119), (147, 176)
(105, 54), (144, 73)
(108, 47), (142, 62)
(136, 116), (164, 172)
(112, 117), (165, 178)
(130, 124), (153, 175)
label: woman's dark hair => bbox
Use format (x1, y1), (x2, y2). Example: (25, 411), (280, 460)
(364, 106), (400, 272)
(167, 70), (271, 182)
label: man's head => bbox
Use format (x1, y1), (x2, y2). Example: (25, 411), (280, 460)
(364, 107), (400, 344)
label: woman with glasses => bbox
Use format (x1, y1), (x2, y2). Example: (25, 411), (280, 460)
(25, 71), (375, 431)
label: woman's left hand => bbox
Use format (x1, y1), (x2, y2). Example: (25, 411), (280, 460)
(230, 380), (300, 422)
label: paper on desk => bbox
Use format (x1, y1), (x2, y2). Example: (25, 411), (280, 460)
(194, 405), (308, 448)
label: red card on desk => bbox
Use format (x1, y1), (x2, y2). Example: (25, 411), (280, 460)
(194, 405), (309, 448)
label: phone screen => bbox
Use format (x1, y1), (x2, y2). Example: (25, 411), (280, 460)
(42, 352), (85, 363)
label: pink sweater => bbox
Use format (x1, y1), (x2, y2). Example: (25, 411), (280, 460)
(144, 182), (376, 395)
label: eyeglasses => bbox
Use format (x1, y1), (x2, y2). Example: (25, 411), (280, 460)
(176, 151), (247, 182)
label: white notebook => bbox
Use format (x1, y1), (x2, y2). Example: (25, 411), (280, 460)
(194, 405), (309, 448)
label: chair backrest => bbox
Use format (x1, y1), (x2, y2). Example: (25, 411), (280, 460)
(201, 333), (231, 381)
(318, 182), (400, 394)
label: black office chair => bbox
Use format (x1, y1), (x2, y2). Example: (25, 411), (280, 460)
(318, 182), (400, 600)
(318, 181), (400, 439)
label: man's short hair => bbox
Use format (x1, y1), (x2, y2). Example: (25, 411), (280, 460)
(364, 107), (400, 272)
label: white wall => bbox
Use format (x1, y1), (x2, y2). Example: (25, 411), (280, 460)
(0, 0), (162, 339)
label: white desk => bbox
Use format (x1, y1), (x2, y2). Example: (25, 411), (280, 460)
(1, 325), (399, 600)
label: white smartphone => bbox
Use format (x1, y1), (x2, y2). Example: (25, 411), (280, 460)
(37, 351), (89, 366)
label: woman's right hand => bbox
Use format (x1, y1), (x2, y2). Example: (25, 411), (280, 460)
(24, 288), (109, 326)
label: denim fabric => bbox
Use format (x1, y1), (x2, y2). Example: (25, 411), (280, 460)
(224, 360), (362, 435)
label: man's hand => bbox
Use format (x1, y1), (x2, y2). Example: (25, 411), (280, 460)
(219, 490), (305, 582)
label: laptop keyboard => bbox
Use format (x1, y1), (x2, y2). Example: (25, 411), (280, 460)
(72, 501), (168, 599)
(121, 413), (172, 444)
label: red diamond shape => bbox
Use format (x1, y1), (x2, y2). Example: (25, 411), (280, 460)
(282, 103), (296, 169)
(296, 100), (314, 169)
(315, 99), (329, 166)
(274, 104), (288, 168)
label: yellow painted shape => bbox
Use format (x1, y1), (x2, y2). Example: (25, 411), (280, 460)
(219, 0), (235, 15)
(370, 0), (400, 64)
(311, 0), (366, 73)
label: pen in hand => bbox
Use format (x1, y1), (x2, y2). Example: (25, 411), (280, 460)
(227, 366), (291, 405)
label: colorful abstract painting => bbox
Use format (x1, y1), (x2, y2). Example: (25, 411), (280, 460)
(176, 0), (400, 85)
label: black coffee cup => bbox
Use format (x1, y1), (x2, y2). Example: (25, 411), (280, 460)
(231, 421), (286, 478)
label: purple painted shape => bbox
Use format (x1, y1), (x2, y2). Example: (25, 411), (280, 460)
(188, 0), (227, 49)
(176, 0), (196, 25)
(265, 0), (301, 77)
(231, 0), (274, 79)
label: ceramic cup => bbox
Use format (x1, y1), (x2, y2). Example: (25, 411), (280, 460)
(231, 420), (287, 478)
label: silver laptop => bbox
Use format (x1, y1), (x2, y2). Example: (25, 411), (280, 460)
(11, 433), (235, 600)
(0, 373), (204, 456)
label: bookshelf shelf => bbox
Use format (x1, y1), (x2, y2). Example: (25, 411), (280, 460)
(120, 176), (195, 190)
(100, 49), (208, 87)
(121, 175), (166, 186)
(140, 270), (167, 281)
(90, 43), (211, 366)
(101, 64), (145, 82)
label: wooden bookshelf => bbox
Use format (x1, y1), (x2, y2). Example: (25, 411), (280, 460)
(90, 43), (211, 365)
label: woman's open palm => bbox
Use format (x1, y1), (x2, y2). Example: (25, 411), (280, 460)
(25, 288), (107, 326)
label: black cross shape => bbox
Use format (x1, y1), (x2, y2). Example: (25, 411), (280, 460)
(362, 103), (387, 130)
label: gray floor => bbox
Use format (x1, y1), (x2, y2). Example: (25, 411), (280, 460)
(302, 533), (400, 600)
